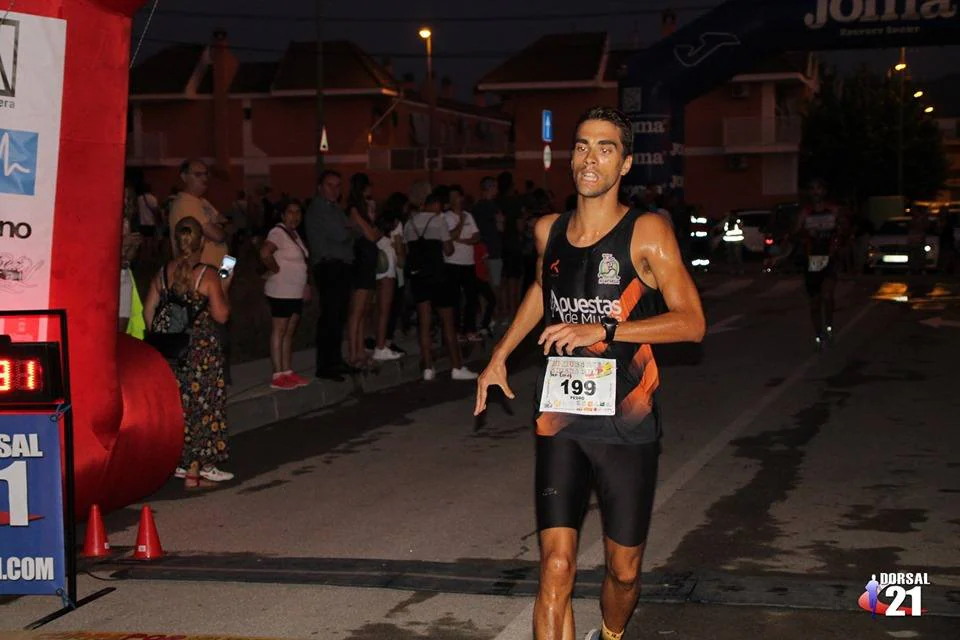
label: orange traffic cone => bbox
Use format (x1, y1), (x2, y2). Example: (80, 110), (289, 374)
(81, 504), (111, 558)
(132, 505), (163, 560)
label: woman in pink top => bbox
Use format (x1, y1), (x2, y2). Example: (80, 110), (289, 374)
(260, 200), (311, 390)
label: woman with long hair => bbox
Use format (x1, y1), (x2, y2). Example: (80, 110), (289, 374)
(143, 217), (232, 490)
(260, 200), (311, 389)
(344, 173), (382, 368)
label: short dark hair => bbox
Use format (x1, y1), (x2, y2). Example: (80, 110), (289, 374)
(179, 158), (205, 175)
(424, 193), (442, 209)
(574, 106), (633, 157)
(449, 184), (464, 197)
(318, 169), (341, 184)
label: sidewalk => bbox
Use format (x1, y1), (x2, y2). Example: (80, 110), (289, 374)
(226, 332), (492, 436)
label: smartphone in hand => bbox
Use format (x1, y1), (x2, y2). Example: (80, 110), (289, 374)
(218, 255), (237, 279)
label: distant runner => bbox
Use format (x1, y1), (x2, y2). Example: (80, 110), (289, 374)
(795, 178), (843, 350)
(474, 106), (706, 640)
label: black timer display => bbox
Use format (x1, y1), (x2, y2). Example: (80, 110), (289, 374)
(0, 340), (64, 406)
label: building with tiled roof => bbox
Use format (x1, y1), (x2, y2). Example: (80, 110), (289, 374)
(924, 74), (960, 198)
(126, 33), (513, 205)
(474, 22), (819, 215)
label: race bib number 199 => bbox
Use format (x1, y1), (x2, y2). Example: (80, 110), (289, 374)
(539, 357), (617, 416)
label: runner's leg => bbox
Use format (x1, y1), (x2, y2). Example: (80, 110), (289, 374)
(534, 435), (593, 639)
(600, 539), (645, 635)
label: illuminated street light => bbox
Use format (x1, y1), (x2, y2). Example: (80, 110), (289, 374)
(913, 90), (924, 98)
(894, 62), (907, 71)
(419, 26), (434, 182)
(924, 106), (934, 114)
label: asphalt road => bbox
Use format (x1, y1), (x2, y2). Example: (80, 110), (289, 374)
(3, 272), (959, 640)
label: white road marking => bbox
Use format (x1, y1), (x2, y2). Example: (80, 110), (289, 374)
(492, 301), (879, 640)
(701, 278), (754, 299)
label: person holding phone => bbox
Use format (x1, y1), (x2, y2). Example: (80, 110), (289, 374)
(144, 217), (234, 489)
(260, 200), (311, 390)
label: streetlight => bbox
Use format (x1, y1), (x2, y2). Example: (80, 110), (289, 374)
(419, 26), (434, 183)
(914, 90), (924, 99)
(924, 106), (934, 114)
(895, 48), (907, 199)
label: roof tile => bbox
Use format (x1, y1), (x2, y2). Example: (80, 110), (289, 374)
(477, 32), (607, 88)
(130, 44), (205, 95)
(272, 41), (397, 92)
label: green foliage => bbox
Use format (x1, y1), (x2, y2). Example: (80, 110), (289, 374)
(800, 66), (948, 202)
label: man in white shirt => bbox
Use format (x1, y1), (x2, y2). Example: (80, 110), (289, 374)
(442, 185), (482, 341)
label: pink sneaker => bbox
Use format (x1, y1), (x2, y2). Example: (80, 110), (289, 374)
(286, 372), (310, 388)
(270, 373), (297, 390)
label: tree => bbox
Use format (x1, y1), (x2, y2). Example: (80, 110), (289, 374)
(800, 66), (948, 204)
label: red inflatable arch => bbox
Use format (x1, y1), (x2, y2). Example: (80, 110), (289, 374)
(12, 0), (182, 517)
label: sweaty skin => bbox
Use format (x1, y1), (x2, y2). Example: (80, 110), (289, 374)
(474, 116), (704, 640)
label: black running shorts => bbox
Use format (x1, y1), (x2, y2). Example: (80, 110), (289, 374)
(535, 434), (660, 548)
(803, 258), (836, 296)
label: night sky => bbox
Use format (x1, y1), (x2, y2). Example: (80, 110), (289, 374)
(131, 0), (960, 102)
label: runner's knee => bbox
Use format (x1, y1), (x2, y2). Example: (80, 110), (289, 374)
(540, 551), (576, 590)
(606, 554), (641, 589)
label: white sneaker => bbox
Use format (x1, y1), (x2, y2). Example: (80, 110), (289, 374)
(451, 366), (478, 381)
(583, 630), (601, 640)
(200, 465), (234, 482)
(174, 466), (187, 479)
(423, 368), (436, 381)
(373, 347), (403, 361)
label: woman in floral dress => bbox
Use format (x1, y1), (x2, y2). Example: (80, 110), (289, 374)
(143, 217), (233, 489)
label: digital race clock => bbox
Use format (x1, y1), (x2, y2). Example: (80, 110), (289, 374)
(0, 339), (64, 407)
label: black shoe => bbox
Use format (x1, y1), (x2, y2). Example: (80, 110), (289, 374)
(315, 369), (345, 382)
(332, 362), (361, 375)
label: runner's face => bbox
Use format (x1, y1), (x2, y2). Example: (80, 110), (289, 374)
(571, 119), (632, 199)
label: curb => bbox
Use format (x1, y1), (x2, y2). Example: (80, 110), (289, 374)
(226, 343), (493, 437)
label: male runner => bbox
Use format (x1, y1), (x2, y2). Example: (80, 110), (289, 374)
(474, 106), (705, 640)
(794, 178), (843, 350)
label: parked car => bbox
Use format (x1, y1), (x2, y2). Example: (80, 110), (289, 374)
(731, 209), (773, 254)
(866, 217), (939, 271)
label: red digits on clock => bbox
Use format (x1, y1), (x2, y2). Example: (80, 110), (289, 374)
(24, 359), (39, 391)
(0, 358), (42, 393)
(0, 359), (10, 392)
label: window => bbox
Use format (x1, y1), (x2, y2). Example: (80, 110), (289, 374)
(243, 106), (252, 120)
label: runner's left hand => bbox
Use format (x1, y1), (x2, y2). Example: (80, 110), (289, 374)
(538, 323), (605, 356)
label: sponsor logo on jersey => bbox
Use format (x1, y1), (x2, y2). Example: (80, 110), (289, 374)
(550, 290), (623, 324)
(597, 253), (621, 285)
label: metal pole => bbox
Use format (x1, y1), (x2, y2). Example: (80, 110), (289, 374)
(897, 47), (905, 200)
(315, 0), (324, 179)
(426, 36), (434, 185)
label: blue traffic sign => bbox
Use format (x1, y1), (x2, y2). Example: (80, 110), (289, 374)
(542, 110), (552, 143)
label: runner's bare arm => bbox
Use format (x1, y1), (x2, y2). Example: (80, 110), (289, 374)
(474, 214), (557, 415)
(489, 214), (558, 363)
(613, 214), (705, 344)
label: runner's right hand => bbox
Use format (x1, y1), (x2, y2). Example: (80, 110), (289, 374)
(474, 359), (515, 416)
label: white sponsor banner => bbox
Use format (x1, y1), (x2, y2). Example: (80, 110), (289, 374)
(0, 12), (67, 321)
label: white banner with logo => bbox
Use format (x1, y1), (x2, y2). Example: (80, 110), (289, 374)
(0, 12), (66, 339)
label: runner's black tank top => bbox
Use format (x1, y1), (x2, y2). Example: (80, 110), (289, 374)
(535, 208), (667, 444)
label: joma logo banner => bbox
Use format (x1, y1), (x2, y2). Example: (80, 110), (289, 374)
(805, 0), (957, 29)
